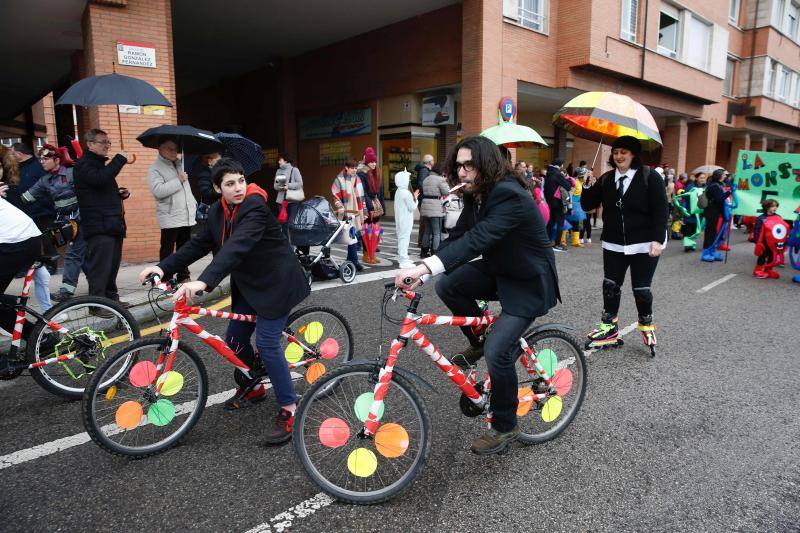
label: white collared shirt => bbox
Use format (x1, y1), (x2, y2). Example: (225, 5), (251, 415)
(614, 167), (637, 196)
(0, 197), (41, 244)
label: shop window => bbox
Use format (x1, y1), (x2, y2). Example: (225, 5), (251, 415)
(723, 58), (736, 96)
(621, 0), (638, 42)
(658, 5), (681, 58)
(686, 16), (712, 71)
(729, 0), (741, 24)
(519, 0), (546, 33)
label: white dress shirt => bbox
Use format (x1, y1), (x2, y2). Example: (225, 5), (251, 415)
(0, 197), (41, 244)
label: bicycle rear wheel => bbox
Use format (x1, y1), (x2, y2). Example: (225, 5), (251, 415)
(280, 306), (353, 392)
(82, 338), (208, 458)
(293, 363), (430, 504)
(27, 296), (140, 399)
(514, 329), (587, 444)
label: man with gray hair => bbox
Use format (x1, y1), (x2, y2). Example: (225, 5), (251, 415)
(73, 128), (130, 313)
(415, 154), (434, 251)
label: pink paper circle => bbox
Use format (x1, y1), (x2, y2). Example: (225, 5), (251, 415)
(320, 338), (340, 360)
(129, 361), (157, 388)
(319, 417), (350, 448)
(552, 368), (573, 396)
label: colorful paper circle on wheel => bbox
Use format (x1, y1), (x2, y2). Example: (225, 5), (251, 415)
(115, 400), (143, 430)
(285, 342), (304, 364)
(147, 398), (176, 426)
(304, 322), (324, 344)
(156, 371), (184, 396)
(319, 417), (350, 448)
(516, 387), (534, 417)
(551, 368), (573, 396)
(375, 423), (409, 458)
(306, 362), (326, 384)
(354, 392), (384, 422)
(129, 360), (157, 387)
(319, 338), (340, 360)
(347, 448), (377, 477)
(537, 349), (557, 379)
(541, 396), (563, 422)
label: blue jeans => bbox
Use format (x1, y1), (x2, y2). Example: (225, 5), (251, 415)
(422, 217), (443, 252)
(60, 227), (88, 294)
(346, 227), (362, 265)
(224, 293), (297, 407)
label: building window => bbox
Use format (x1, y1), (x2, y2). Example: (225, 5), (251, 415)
(765, 60), (777, 95)
(786, 1), (800, 39)
(723, 58), (736, 96)
(729, 0), (741, 24)
(658, 4), (681, 58)
(778, 65), (793, 100)
(794, 75), (800, 106)
(774, 0), (787, 27)
(621, 0), (638, 42)
(686, 16), (712, 70)
(519, 0), (546, 32)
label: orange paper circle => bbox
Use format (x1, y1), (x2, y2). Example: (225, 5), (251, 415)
(375, 423), (410, 458)
(115, 400), (143, 430)
(517, 387), (534, 417)
(306, 362), (326, 384)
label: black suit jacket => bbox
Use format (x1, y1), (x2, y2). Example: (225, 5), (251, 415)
(158, 194), (310, 319)
(437, 176), (560, 318)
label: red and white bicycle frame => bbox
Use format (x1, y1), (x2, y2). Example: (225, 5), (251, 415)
(149, 284), (321, 390)
(362, 289), (557, 435)
(2, 264), (72, 371)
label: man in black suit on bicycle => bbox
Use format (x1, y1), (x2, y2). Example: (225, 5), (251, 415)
(396, 136), (560, 455)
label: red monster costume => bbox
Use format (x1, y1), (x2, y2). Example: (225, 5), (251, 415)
(753, 214), (790, 279)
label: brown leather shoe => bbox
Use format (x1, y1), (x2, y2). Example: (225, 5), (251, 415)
(470, 426), (520, 455)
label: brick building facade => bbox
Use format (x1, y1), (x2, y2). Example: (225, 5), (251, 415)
(6, 0), (800, 261)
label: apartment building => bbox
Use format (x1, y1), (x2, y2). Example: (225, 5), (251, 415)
(4, 0), (798, 261)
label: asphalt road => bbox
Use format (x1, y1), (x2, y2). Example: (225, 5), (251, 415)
(2, 228), (799, 532)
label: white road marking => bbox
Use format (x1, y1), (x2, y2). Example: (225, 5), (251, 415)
(243, 492), (335, 533)
(695, 273), (737, 293)
(0, 387), (242, 470)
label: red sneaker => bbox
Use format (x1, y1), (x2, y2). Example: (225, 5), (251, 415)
(767, 269), (780, 279)
(264, 408), (294, 445)
(224, 383), (267, 410)
(753, 268), (768, 279)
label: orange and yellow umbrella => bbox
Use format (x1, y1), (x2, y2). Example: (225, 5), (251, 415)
(552, 92), (662, 149)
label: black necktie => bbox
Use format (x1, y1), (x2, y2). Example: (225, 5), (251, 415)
(617, 177), (625, 199)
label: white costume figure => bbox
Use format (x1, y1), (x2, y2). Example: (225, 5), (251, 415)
(394, 169), (417, 268)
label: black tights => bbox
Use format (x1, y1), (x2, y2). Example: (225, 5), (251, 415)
(602, 249), (659, 320)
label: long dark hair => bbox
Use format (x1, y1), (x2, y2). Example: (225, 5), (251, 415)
(445, 136), (519, 197)
(710, 169), (725, 182)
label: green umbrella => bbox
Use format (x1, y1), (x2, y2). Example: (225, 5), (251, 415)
(480, 122), (547, 148)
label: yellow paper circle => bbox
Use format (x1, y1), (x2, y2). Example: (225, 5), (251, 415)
(306, 362), (326, 384)
(105, 385), (118, 401)
(115, 400), (143, 430)
(347, 448), (378, 477)
(285, 342), (304, 364)
(541, 396), (563, 423)
(156, 371), (184, 396)
(375, 423), (410, 458)
(304, 322), (324, 344)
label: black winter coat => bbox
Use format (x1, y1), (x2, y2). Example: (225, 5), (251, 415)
(74, 151), (127, 238)
(437, 176), (560, 318)
(543, 165), (572, 204)
(581, 166), (669, 246)
(157, 191), (310, 319)
(18, 157), (54, 219)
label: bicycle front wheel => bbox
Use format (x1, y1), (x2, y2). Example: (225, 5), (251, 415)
(514, 329), (587, 445)
(281, 306), (354, 392)
(293, 363), (431, 504)
(82, 338), (208, 458)
(27, 296), (140, 399)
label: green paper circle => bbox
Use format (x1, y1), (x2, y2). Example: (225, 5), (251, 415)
(537, 348), (557, 379)
(354, 392), (384, 423)
(147, 398), (176, 426)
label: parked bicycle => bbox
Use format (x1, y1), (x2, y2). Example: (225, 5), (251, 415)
(292, 277), (587, 504)
(82, 275), (353, 458)
(0, 259), (139, 399)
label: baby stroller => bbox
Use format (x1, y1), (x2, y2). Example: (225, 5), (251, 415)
(288, 196), (358, 285)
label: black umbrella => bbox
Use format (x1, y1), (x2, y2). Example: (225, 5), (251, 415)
(137, 125), (224, 154)
(56, 72), (173, 163)
(214, 133), (263, 176)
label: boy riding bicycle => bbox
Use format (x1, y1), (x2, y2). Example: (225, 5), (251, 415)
(139, 158), (310, 444)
